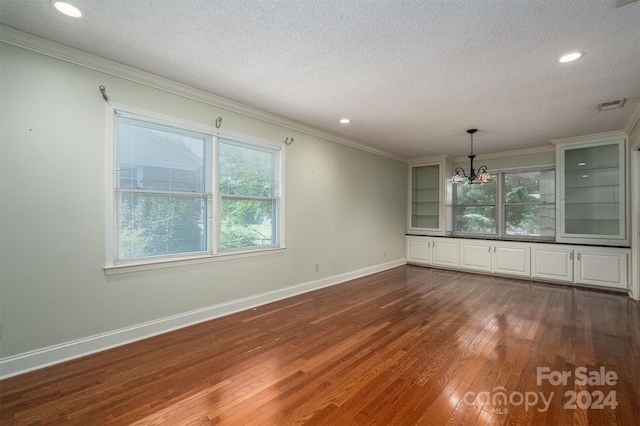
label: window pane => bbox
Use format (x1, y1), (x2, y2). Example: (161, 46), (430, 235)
(505, 205), (555, 237)
(453, 175), (497, 235)
(455, 177), (497, 205)
(504, 170), (555, 204)
(119, 193), (206, 259)
(454, 206), (497, 234)
(116, 117), (207, 193)
(219, 141), (275, 196)
(220, 198), (276, 249)
(503, 169), (555, 238)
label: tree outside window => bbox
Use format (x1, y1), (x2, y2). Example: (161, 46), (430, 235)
(454, 175), (498, 235)
(112, 111), (282, 264)
(453, 169), (555, 238)
(219, 139), (279, 250)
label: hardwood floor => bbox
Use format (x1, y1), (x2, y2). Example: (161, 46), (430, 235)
(1, 265), (639, 425)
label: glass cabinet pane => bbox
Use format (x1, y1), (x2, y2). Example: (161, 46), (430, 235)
(411, 164), (440, 229)
(563, 142), (621, 237)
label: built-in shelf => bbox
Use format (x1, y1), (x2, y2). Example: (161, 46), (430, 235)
(407, 156), (453, 236)
(554, 135), (627, 246)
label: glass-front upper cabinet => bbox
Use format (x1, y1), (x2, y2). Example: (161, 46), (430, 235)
(554, 133), (628, 246)
(408, 156), (452, 236)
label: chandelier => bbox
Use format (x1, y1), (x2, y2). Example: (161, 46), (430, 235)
(451, 129), (491, 184)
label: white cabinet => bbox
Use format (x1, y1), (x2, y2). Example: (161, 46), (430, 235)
(408, 156), (453, 236)
(406, 236), (629, 291)
(553, 133), (628, 246)
(459, 239), (492, 272)
(531, 245), (574, 283)
(406, 236), (433, 266)
(432, 239), (459, 268)
(492, 242), (531, 277)
(574, 247), (629, 290)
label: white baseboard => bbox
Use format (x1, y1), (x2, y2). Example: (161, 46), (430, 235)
(0, 259), (406, 380)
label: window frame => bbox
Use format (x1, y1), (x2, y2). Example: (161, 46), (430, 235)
(452, 166), (555, 241)
(502, 167), (556, 239)
(104, 103), (285, 275)
(452, 172), (499, 236)
(217, 135), (282, 252)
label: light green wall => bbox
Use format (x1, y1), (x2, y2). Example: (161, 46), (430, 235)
(0, 44), (407, 358)
(453, 149), (555, 172)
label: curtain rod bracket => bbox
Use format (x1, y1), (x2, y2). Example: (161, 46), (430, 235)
(284, 137), (294, 145)
(215, 116), (222, 128)
(99, 85), (108, 102)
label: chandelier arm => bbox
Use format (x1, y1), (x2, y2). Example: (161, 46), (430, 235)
(454, 167), (469, 178)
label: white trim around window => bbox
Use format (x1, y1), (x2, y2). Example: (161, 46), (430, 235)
(453, 165), (556, 241)
(104, 102), (285, 275)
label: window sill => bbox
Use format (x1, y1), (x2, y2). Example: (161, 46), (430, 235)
(104, 246), (286, 276)
(449, 234), (556, 243)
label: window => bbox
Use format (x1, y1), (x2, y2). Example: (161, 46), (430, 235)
(503, 169), (555, 237)
(454, 174), (498, 235)
(107, 107), (283, 270)
(453, 168), (555, 239)
(116, 115), (211, 261)
(219, 137), (280, 250)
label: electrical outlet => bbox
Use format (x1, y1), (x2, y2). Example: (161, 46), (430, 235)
(315, 263), (319, 272)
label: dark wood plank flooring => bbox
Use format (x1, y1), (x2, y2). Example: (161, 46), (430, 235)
(1, 265), (640, 425)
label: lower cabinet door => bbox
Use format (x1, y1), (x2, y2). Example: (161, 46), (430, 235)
(459, 240), (492, 272)
(531, 246), (574, 282)
(492, 243), (531, 277)
(432, 239), (459, 268)
(575, 249), (628, 289)
(406, 237), (431, 266)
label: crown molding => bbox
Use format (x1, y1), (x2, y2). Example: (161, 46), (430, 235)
(551, 130), (627, 146)
(452, 144), (555, 163)
(407, 154), (453, 165)
(0, 25), (407, 163)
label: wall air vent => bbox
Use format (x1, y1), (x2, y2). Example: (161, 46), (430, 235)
(597, 99), (625, 111)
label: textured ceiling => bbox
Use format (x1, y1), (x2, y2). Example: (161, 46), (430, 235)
(1, 0), (639, 159)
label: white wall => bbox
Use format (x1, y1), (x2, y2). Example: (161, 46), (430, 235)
(0, 43), (407, 369)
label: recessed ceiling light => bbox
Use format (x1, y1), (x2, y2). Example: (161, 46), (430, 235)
(578, 162), (586, 166)
(50, 1), (83, 18)
(339, 118), (351, 124)
(558, 52), (584, 63)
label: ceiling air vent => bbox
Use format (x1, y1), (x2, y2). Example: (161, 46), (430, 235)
(616, 0), (639, 8)
(598, 99), (625, 111)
